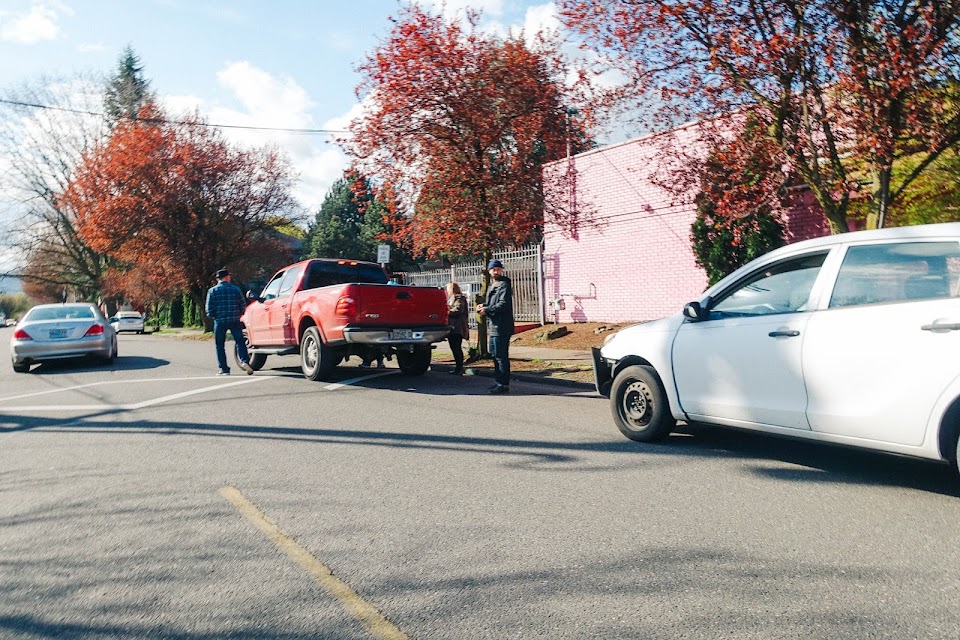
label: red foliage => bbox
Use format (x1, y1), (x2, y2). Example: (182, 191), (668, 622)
(559, 0), (960, 232)
(347, 4), (587, 258)
(62, 106), (295, 310)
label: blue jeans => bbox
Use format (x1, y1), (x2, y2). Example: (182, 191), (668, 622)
(489, 334), (510, 387)
(214, 319), (248, 373)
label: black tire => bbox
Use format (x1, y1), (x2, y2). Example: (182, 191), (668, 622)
(12, 361), (29, 373)
(300, 326), (338, 381)
(396, 346), (432, 376)
(610, 364), (676, 442)
(234, 334), (267, 371)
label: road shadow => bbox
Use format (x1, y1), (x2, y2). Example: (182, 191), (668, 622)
(25, 355), (169, 375)
(2, 408), (957, 496)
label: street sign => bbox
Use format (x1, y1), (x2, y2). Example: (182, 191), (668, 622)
(377, 244), (391, 264)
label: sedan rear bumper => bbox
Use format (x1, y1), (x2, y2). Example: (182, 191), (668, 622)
(11, 336), (112, 364)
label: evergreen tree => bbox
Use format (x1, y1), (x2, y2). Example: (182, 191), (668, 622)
(305, 178), (367, 260)
(103, 46), (155, 127)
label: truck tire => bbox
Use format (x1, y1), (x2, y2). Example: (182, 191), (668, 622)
(300, 326), (338, 381)
(397, 346), (432, 376)
(234, 343), (267, 371)
(610, 364), (676, 442)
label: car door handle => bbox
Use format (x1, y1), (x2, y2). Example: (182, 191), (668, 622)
(921, 322), (960, 332)
(768, 330), (800, 337)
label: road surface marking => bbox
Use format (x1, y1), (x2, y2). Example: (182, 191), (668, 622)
(1, 376), (275, 412)
(324, 370), (398, 390)
(220, 486), (409, 640)
(0, 375), (270, 403)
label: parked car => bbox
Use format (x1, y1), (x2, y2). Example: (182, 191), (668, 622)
(10, 303), (117, 373)
(239, 258), (449, 380)
(110, 310), (145, 334)
(594, 222), (960, 475)
(4, 319), (16, 327)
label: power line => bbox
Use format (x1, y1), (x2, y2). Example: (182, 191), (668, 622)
(0, 98), (351, 136)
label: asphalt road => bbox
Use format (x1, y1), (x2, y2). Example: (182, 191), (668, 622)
(2, 330), (960, 639)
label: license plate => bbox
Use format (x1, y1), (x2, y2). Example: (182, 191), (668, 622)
(49, 329), (68, 339)
(390, 329), (413, 340)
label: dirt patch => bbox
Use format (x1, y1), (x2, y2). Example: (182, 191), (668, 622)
(507, 322), (624, 351)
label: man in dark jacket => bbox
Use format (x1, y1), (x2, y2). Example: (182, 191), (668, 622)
(477, 259), (514, 393)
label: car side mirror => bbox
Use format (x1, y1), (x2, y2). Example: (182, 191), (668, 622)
(683, 301), (707, 321)
(245, 290), (261, 304)
(108, 317), (117, 323)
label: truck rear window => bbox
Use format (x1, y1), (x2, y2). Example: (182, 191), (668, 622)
(303, 261), (389, 289)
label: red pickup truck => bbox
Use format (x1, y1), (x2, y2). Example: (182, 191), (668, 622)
(238, 258), (449, 381)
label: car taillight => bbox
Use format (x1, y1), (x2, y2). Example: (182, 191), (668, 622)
(84, 324), (104, 337)
(13, 328), (31, 340)
(335, 296), (357, 318)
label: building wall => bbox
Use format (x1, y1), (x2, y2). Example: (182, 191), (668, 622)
(542, 125), (829, 324)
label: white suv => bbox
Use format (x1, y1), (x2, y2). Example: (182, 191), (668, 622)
(594, 222), (960, 475)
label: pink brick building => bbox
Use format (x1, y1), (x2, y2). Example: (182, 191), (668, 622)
(541, 124), (830, 323)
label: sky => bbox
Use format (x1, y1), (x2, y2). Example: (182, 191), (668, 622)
(0, 0), (567, 216)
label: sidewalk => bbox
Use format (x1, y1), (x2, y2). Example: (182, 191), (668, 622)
(431, 344), (596, 390)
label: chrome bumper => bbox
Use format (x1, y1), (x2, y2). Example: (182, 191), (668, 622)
(11, 336), (112, 363)
(343, 326), (450, 345)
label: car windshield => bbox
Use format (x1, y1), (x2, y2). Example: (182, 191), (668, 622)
(27, 306), (95, 321)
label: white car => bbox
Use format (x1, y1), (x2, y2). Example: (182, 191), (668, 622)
(110, 311), (145, 334)
(594, 222), (960, 475)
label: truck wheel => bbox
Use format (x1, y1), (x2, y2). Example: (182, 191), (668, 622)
(397, 346), (432, 375)
(301, 326), (337, 381)
(234, 340), (267, 371)
(610, 365), (676, 442)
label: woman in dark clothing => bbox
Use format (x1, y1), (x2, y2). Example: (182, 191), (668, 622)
(446, 281), (469, 375)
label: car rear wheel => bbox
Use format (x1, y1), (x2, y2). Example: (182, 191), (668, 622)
(12, 361), (29, 373)
(610, 364), (676, 442)
(300, 326), (338, 381)
(397, 346), (432, 375)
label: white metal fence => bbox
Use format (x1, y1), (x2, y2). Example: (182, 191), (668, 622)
(401, 245), (543, 328)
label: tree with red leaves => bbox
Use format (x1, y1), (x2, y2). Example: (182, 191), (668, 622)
(348, 4), (587, 260)
(560, 0), (960, 232)
(63, 106), (296, 328)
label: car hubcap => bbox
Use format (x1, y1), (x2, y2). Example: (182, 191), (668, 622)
(304, 337), (317, 370)
(624, 380), (652, 427)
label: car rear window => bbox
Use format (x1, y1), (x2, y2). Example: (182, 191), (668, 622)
(303, 261), (389, 289)
(28, 306), (95, 321)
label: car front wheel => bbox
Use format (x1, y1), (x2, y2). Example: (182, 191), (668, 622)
(610, 364), (676, 442)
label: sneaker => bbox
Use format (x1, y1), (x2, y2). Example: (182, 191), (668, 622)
(358, 362), (371, 369)
(239, 361), (254, 375)
(376, 360), (386, 369)
(217, 370), (230, 376)
(449, 368), (464, 375)
(489, 385), (509, 394)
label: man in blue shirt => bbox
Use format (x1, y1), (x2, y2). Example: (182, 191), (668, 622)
(205, 268), (253, 376)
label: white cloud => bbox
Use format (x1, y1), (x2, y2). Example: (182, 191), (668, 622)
(0, 1), (73, 44)
(162, 62), (351, 214)
(415, 0), (504, 19)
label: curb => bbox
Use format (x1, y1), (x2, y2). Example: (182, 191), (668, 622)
(429, 362), (597, 392)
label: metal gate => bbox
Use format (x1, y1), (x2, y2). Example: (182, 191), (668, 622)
(401, 245), (543, 329)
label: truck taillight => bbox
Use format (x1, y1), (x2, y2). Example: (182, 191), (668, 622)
(335, 296), (357, 318)
(84, 324), (104, 337)
(13, 328), (31, 340)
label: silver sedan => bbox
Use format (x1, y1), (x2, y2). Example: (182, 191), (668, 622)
(10, 303), (118, 373)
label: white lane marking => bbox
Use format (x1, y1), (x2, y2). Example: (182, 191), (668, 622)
(323, 370), (398, 390)
(2, 376), (275, 412)
(0, 375), (265, 403)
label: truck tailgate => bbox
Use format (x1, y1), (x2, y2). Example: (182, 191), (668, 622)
(352, 284), (448, 326)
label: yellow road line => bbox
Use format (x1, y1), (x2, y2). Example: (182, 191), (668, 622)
(220, 486), (409, 640)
